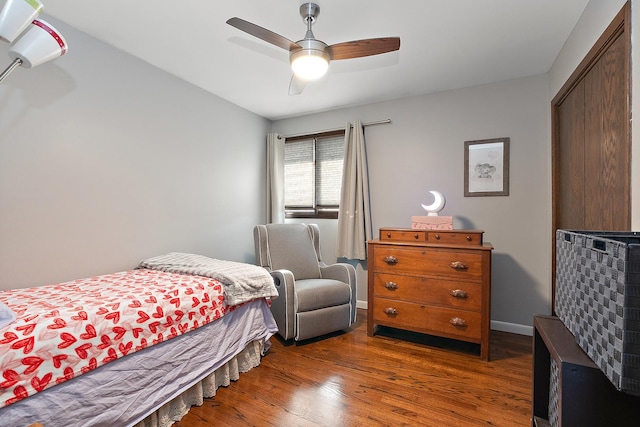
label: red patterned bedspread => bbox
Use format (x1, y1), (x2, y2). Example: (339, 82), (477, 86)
(0, 269), (235, 408)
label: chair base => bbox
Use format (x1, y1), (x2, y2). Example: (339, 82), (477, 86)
(293, 303), (353, 341)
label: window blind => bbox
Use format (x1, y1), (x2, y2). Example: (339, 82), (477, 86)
(284, 135), (344, 211)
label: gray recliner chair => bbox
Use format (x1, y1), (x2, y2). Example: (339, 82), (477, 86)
(253, 223), (357, 341)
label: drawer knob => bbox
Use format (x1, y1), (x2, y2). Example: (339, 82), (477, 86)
(450, 289), (468, 299)
(450, 261), (468, 271)
(434, 234), (441, 240)
(386, 232), (391, 238)
(466, 235), (472, 241)
(414, 233), (419, 239)
(384, 256), (399, 265)
(449, 317), (467, 327)
(383, 307), (398, 316)
(384, 281), (398, 290)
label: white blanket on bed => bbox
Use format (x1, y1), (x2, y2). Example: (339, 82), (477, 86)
(138, 252), (278, 306)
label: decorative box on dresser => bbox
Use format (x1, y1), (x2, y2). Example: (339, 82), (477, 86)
(367, 228), (493, 360)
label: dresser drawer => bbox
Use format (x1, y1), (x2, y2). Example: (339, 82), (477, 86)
(372, 273), (482, 310)
(379, 229), (426, 242)
(372, 246), (484, 281)
(426, 231), (483, 246)
(378, 228), (483, 246)
(372, 298), (482, 340)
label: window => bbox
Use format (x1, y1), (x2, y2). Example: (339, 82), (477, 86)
(284, 130), (345, 219)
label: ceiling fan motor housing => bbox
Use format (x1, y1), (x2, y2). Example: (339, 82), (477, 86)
(300, 3), (320, 24)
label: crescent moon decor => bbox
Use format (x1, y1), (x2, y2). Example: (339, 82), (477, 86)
(411, 190), (453, 230)
(421, 190), (446, 216)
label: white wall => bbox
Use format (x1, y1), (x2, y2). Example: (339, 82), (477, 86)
(548, 0), (628, 99)
(0, 17), (270, 290)
(272, 74), (551, 333)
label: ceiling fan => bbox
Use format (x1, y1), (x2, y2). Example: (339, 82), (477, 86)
(227, 2), (400, 95)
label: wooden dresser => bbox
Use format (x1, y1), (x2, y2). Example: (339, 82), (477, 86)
(367, 228), (493, 360)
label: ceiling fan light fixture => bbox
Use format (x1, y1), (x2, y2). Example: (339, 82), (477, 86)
(290, 37), (329, 81)
(291, 49), (329, 81)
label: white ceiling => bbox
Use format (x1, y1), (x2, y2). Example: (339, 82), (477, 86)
(42, 0), (590, 121)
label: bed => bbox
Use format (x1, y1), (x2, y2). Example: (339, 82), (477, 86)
(0, 253), (279, 427)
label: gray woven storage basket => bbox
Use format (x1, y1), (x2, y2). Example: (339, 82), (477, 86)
(555, 230), (640, 397)
(548, 358), (560, 427)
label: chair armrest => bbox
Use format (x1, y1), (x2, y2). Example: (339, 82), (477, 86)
(320, 263), (357, 324)
(320, 263), (356, 285)
(268, 269), (296, 340)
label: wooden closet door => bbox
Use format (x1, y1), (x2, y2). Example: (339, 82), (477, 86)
(552, 2), (630, 308)
(582, 31), (629, 230)
(556, 80), (585, 230)
(553, 3), (630, 233)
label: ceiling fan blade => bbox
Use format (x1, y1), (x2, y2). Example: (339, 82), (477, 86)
(289, 74), (307, 96)
(226, 17), (300, 51)
(328, 37), (400, 60)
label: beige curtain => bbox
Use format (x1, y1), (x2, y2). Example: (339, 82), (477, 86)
(337, 121), (372, 260)
(266, 133), (285, 224)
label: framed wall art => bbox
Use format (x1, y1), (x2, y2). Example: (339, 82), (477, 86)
(464, 137), (510, 197)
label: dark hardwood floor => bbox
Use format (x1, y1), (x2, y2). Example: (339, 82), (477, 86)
(175, 309), (533, 426)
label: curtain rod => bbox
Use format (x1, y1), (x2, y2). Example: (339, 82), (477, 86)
(282, 119), (392, 139)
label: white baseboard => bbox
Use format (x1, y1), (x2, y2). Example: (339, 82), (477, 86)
(357, 302), (533, 336)
(491, 320), (533, 336)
